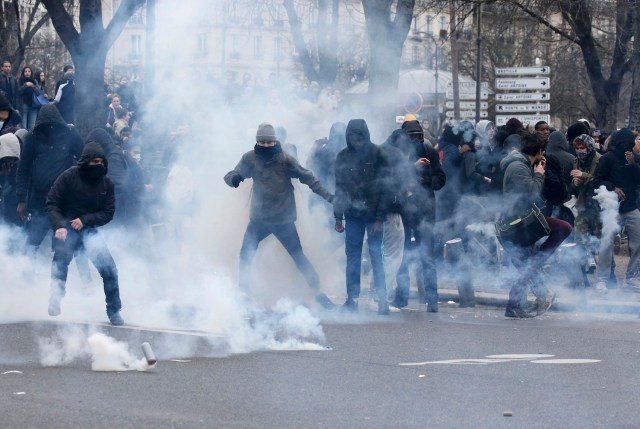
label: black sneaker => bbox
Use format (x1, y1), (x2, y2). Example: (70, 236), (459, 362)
(315, 293), (336, 310)
(342, 297), (358, 312)
(390, 296), (408, 309)
(108, 312), (125, 326)
(504, 306), (535, 319)
(427, 302), (439, 313)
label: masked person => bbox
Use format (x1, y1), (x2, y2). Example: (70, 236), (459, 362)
(333, 119), (389, 314)
(45, 142), (124, 326)
(593, 128), (640, 292)
(224, 122), (335, 309)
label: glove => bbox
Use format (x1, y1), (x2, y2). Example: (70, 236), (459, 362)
(231, 173), (244, 188)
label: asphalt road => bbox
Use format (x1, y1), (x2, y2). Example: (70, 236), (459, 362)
(1, 304), (639, 429)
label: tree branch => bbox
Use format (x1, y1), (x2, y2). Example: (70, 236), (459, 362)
(504, 0), (580, 43)
(41, 0), (80, 55)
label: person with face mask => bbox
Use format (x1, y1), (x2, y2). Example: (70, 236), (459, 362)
(334, 119), (390, 314)
(45, 142), (124, 325)
(224, 122), (336, 310)
(593, 128), (640, 293)
(569, 134), (603, 291)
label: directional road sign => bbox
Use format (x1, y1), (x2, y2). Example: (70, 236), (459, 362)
(496, 92), (550, 102)
(446, 90), (489, 100)
(445, 101), (488, 109)
(495, 78), (550, 90)
(495, 114), (550, 127)
(495, 66), (550, 75)
(447, 81), (490, 88)
(496, 103), (551, 113)
(446, 110), (488, 119)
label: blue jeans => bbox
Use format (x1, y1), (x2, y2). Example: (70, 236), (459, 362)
(239, 220), (320, 292)
(345, 218), (386, 300)
(21, 104), (38, 130)
(51, 228), (121, 316)
(396, 218), (438, 305)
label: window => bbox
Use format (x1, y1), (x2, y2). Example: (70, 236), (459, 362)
(230, 35), (240, 59)
(254, 36), (263, 60)
(439, 16), (447, 33)
(130, 35), (142, 59)
(274, 37), (283, 60)
(412, 46), (420, 66)
(228, 0), (239, 24)
(197, 33), (207, 56)
(426, 16), (433, 34)
(274, 5), (285, 27)
(413, 16), (418, 31)
(128, 12), (144, 26)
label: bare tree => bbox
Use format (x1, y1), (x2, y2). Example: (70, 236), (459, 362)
(40, 0), (145, 136)
(283, 0), (340, 86)
(361, 0), (416, 97)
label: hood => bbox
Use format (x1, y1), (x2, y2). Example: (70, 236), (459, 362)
(475, 120), (495, 138)
(574, 133), (596, 154)
(14, 128), (28, 145)
(328, 122), (347, 151)
(440, 123), (463, 147)
(33, 104), (68, 130)
(345, 119), (371, 149)
(608, 128), (636, 156)
(78, 142), (107, 167)
(547, 130), (570, 152)
(566, 122), (590, 143)
(0, 93), (13, 126)
(86, 128), (115, 152)
(401, 120), (423, 135)
(0, 133), (20, 160)
(500, 149), (529, 172)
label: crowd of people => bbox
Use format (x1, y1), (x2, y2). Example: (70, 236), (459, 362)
(1, 58), (640, 324)
(226, 115), (640, 319)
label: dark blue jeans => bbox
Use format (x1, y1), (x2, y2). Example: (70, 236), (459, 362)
(344, 218), (386, 300)
(51, 228), (121, 316)
(239, 220), (320, 292)
(396, 218), (438, 306)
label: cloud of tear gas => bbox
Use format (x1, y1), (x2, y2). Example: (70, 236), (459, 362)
(88, 333), (150, 372)
(594, 186), (620, 245)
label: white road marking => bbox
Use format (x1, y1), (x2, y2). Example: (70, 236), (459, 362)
(485, 354), (555, 359)
(532, 359), (601, 364)
(2, 371), (23, 375)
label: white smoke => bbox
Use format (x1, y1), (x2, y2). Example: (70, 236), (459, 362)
(88, 333), (150, 372)
(594, 186), (620, 245)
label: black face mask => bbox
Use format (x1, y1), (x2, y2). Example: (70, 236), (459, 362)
(254, 143), (282, 159)
(81, 164), (106, 182)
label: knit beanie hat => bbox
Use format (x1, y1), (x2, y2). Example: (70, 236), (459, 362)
(256, 122), (277, 141)
(567, 122), (590, 143)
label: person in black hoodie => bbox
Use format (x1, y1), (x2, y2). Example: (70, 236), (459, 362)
(16, 104), (84, 254)
(0, 92), (22, 135)
(593, 128), (640, 291)
(392, 122), (446, 312)
(45, 142), (124, 326)
(334, 119), (389, 314)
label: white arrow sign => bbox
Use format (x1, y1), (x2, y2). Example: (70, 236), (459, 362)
(445, 101), (489, 109)
(495, 66), (551, 75)
(496, 114), (550, 127)
(496, 103), (550, 113)
(496, 78), (550, 90)
(496, 92), (550, 102)
(446, 110), (488, 119)
(446, 90), (489, 100)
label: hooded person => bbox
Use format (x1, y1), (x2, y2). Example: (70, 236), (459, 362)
(545, 131), (575, 220)
(0, 92), (22, 135)
(390, 122), (446, 311)
(224, 122), (336, 310)
(475, 120), (504, 192)
(0, 133), (21, 225)
(307, 121), (347, 195)
(54, 71), (76, 124)
(333, 119), (390, 314)
(45, 142), (124, 326)
(16, 103), (84, 254)
(593, 128), (640, 291)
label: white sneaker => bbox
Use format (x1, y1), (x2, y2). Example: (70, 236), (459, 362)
(623, 277), (640, 292)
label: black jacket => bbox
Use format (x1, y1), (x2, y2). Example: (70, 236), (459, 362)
(0, 73), (20, 109)
(16, 104), (84, 209)
(406, 138), (446, 224)
(334, 119), (388, 222)
(46, 142), (115, 230)
(19, 77), (38, 107)
(593, 128), (640, 214)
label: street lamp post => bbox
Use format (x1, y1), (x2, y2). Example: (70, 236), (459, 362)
(475, 0), (482, 123)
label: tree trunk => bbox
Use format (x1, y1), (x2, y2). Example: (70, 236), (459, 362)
(628, 12), (640, 129)
(73, 49), (107, 137)
(363, 0), (414, 97)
